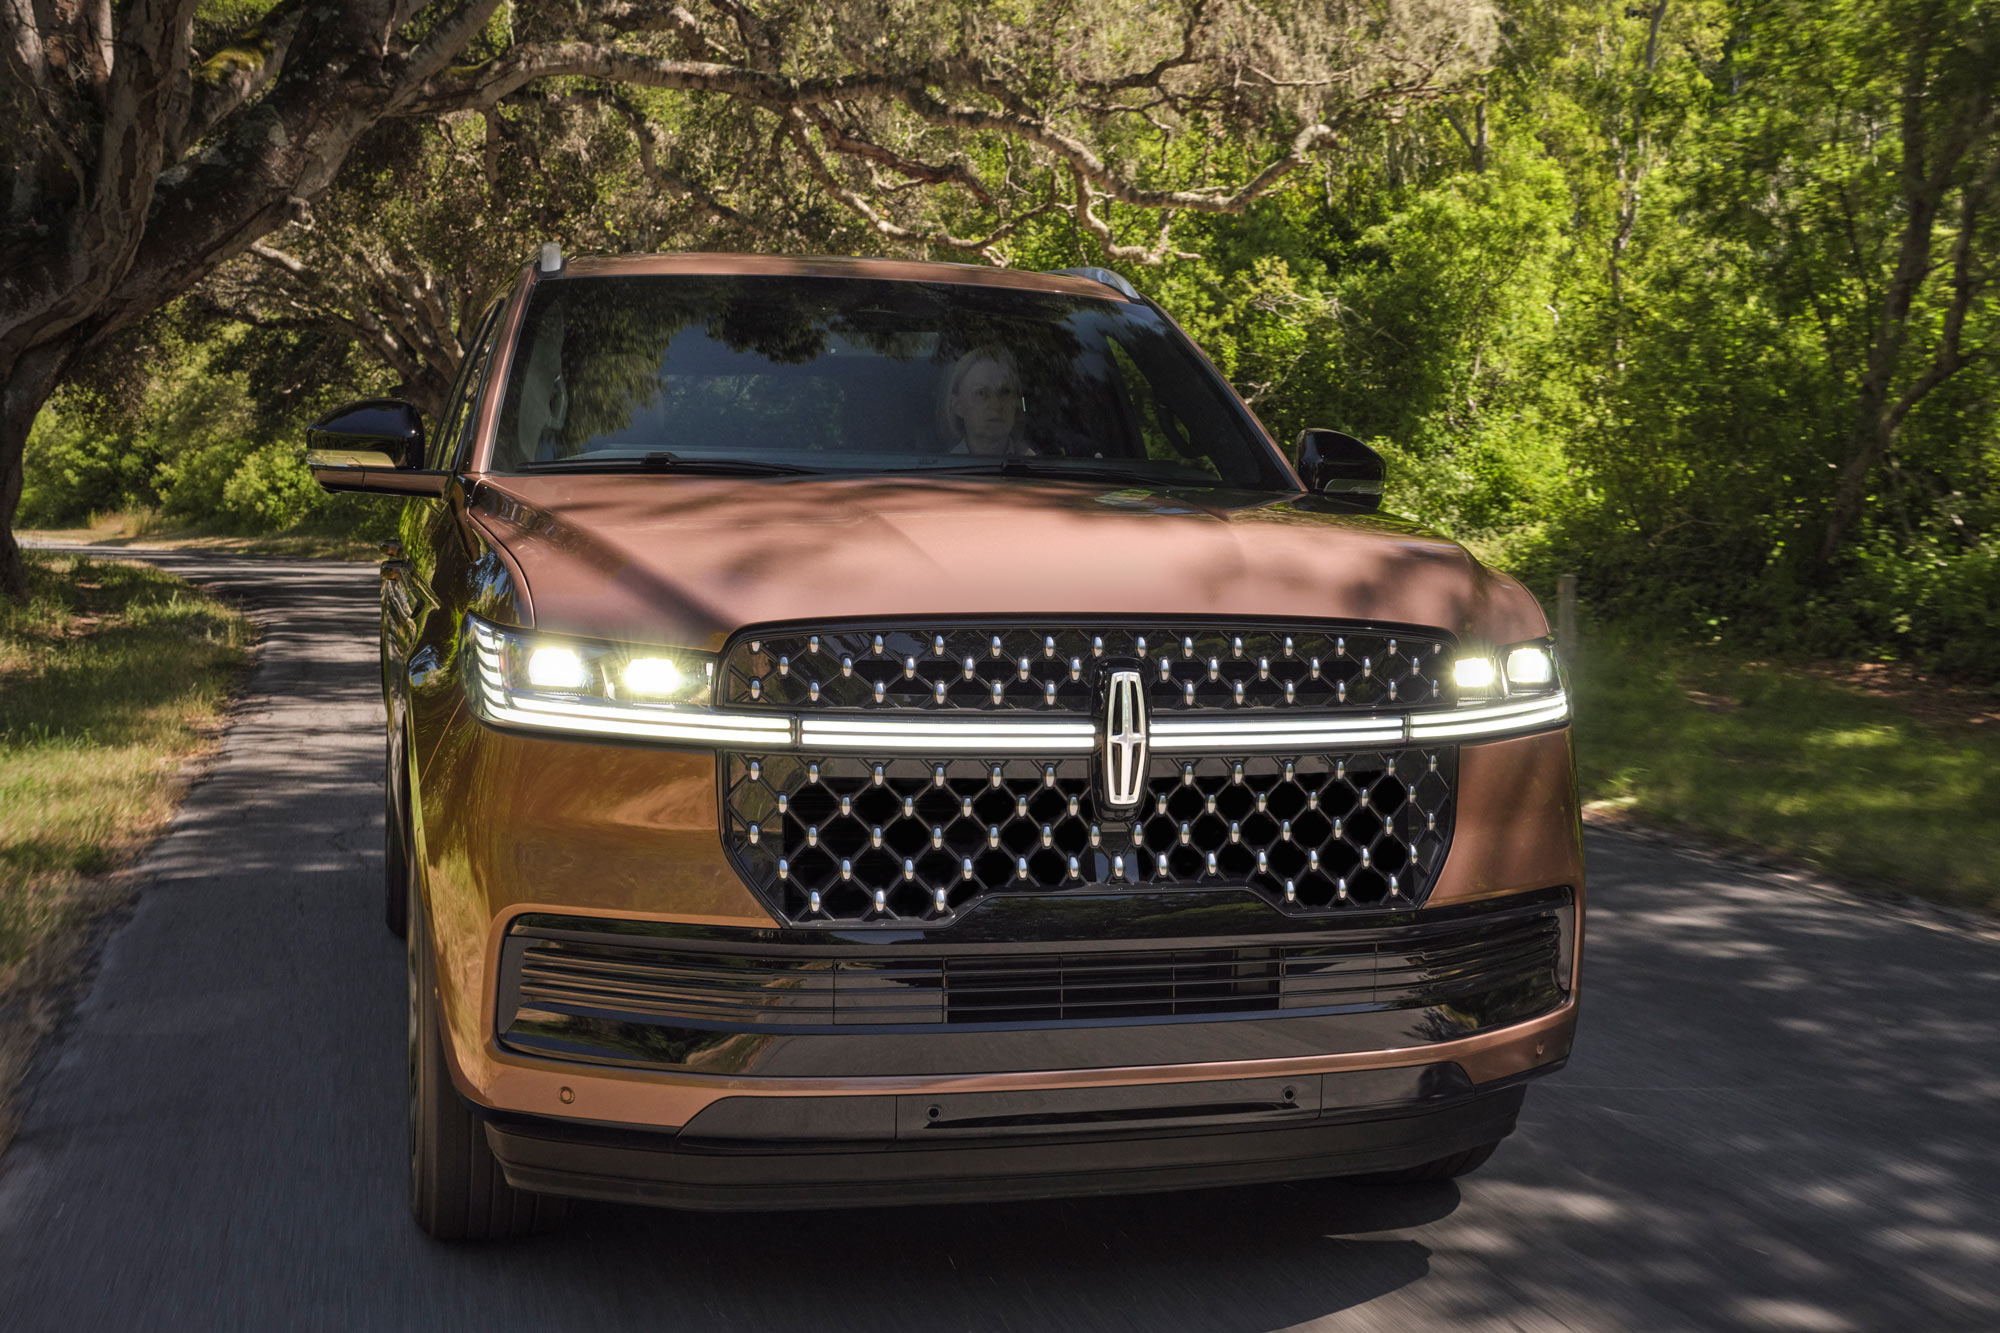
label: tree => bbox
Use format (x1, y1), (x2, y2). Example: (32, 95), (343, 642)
(206, 103), (665, 418)
(1801, 0), (2000, 572)
(0, 0), (1497, 597)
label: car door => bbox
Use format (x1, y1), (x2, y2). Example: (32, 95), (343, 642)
(387, 301), (505, 759)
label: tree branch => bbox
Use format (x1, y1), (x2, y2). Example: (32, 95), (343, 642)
(804, 106), (996, 206)
(784, 110), (1022, 257)
(1886, 147), (1999, 433)
(1072, 0), (1208, 92)
(1069, 169), (1198, 263)
(389, 0), (506, 108)
(2, 0), (91, 197)
(81, 0), (202, 292)
(169, 2), (307, 161)
(404, 42), (1349, 216)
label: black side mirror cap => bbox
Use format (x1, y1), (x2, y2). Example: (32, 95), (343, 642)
(1295, 428), (1385, 510)
(306, 399), (450, 497)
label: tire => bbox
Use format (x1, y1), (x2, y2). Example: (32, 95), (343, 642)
(383, 735), (409, 939)
(407, 859), (567, 1240)
(1350, 1141), (1499, 1185)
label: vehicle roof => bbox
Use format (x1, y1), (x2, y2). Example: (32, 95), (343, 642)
(537, 253), (1135, 301)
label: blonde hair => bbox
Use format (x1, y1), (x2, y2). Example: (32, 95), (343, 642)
(936, 344), (1022, 446)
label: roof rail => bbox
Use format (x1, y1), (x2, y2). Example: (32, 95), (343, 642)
(1045, 266), (1138, 300)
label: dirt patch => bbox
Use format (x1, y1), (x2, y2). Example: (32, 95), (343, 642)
(1805, 659), (2000, 731)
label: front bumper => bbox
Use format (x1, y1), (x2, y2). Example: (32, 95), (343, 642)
(470, 884), (1577, 1209)
(495, 885), (1575, 1078)
(408, 710), (1583, 1144)
(483, 1062), (1548, 1210)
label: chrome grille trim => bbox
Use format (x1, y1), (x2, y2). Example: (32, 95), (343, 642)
(719, 622), (1453, 714)
(1150, 714), (1407, 750)
(798, 716), (1096, 752)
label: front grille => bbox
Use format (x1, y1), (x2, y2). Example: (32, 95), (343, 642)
(718, 622), (1453, 712)
(721, 749), (1456, 925)
(499, 899), (1567, 1038)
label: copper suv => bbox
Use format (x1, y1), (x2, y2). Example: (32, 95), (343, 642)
(310, 253), (1583, 1240)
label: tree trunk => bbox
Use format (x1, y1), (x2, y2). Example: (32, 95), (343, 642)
(1801, 0), (1999, 577)
(0, 339), (78, 599)
(399, 373), (452, 423)
(1817, 404), (1896, 572)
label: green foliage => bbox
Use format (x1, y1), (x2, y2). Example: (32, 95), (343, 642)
(22, 318), (391, 542)
(20, 0), (2000, 689)
(16, 403), (156, 527)
(1571, 628), (2000, 913)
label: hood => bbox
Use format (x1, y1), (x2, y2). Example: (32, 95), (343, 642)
(466, 474), (1548, 651)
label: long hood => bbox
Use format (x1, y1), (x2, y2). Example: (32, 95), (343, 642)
(466, 475), (1547, 650)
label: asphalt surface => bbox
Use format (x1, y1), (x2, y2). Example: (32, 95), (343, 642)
(2, 547), (1997, 1331)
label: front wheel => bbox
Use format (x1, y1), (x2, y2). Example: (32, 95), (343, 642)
(407, 861), (567, 1240)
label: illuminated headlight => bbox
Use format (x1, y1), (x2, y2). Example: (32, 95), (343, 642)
(1451, 655), (1499, 694)
(622, 656), (687, 698)
(1505, 643), (1557, 691)
(1412, 637), (1568, 741)
(464, 616), (791, 747)
(526, 646), (590, 691)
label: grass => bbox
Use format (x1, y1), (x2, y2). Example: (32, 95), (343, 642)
(0, 551), (253, 1142)
(1571, 630), (2000, 915)
(20, 507), (380, 561)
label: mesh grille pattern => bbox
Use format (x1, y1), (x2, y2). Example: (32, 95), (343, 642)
(718, 624), (1451, 712)
(720, 749), (1455, 925)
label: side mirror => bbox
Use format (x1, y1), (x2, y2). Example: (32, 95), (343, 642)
(307, 399), (450, 497)
(1295, 428), (1385, 510)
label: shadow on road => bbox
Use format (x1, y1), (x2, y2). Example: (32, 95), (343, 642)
(484, 1183), (1454, 1330)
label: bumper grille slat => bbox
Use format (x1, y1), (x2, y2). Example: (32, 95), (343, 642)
(502, 902), (1567, 1034)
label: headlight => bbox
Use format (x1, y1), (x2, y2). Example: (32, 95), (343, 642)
(465, 616), (792, 746)
(1414, 637), (1568, 740)
(1451, 655), (1498, 693)
(1503, 641), (1560, 694)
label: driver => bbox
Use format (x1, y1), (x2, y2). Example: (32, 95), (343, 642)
(938, 345), (1035, 456)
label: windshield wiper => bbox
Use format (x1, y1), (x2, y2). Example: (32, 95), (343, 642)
(517, 451), (820, 476)
(899, 458), (1165, 486)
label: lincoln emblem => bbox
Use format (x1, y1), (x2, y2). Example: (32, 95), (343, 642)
(1098, 669), (1148, 813)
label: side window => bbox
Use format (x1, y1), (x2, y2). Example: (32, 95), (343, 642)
(427, 349), (478, 472)
(427, 302), (503, 470)
(449, 303), (507, 469)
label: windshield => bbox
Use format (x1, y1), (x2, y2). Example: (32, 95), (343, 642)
(487, 275), (1294, 489)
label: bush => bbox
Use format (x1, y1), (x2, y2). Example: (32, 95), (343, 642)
(19, 320), (394, 546)
(17, 397), (160, 527)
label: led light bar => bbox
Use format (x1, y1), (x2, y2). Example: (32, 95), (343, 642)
(481, 692), (793, 747)
(799, 716), (1096, 752)
(1408, 691), (1571, 740)
(1150, 714), (1406, 752)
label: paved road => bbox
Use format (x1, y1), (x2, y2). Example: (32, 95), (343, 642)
(3, 547), (1996, 1331)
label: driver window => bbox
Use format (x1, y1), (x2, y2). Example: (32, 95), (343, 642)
(428, 303), (503, 470)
